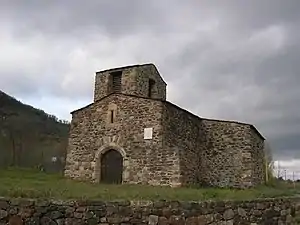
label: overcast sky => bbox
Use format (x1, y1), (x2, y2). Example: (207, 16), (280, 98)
(1, 0), (299, 172)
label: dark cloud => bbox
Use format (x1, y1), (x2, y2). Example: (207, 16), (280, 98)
(0, 0), (299, 161)
(1, 0), (168, 38)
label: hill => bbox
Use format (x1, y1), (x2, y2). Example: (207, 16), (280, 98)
(0, 90), (70, 171)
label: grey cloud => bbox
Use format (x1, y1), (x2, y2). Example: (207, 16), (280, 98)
(2, 0), (300, 38)
(0, 0), (300, 161)
(191, 1), (300, 33)
(166, 38), (300, 159)
(270, 133), (300, 160)
(159, 2), (300, 160)
(1, 0), (169, 39)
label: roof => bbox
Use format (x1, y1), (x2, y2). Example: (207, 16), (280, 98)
(164, 101), (265, 140)
(70, 93), (265, 140)
(95, 63), (167, 85)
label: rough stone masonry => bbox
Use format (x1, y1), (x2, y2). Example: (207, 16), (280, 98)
(1, 197), (300, 225)
(64, 63), (266, 188)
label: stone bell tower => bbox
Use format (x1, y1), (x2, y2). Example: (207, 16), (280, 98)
(93, 63), (167, 102)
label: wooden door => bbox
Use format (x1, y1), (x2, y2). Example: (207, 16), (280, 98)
(100, 149), (123, 184)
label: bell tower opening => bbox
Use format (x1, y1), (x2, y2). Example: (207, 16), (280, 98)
(148, 79), (156, 98)
(110, 71), (122, 93)
(93, 64), (167, 102)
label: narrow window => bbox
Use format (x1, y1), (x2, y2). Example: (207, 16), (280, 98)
(110, 110), (114, 123)
(111, 71), (122, 93)
(148, 79), (155, 98)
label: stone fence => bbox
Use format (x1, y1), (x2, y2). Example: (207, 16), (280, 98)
(1, 197), (300, 224)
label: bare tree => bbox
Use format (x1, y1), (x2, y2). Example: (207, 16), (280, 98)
(1, 112), (25, 167)
(263, 141), (275, 182)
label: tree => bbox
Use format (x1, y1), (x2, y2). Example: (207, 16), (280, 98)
(263, 141), (275, 183)
(1, 112), (24, 167)
(0, 90), (70, 170)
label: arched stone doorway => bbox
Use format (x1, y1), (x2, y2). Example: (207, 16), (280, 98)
(100, 149), (123, 184)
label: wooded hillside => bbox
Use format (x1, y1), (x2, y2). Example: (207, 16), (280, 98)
(0, 90), (70, 172)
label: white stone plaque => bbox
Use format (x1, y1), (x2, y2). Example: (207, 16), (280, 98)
(144, 128), (153, 140)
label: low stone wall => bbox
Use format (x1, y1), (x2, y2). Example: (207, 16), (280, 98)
(0, 197), (300, 224)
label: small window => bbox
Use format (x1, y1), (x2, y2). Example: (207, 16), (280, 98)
(110, 110), (114, 123)
(148, 79), (155, 98)
(111, 71), (122, 93)
(107, 104), (117, 125)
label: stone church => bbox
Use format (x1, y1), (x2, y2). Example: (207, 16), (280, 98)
(64, 63), (266, 188)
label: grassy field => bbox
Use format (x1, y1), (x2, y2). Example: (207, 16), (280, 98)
(0, 168), (300, 201)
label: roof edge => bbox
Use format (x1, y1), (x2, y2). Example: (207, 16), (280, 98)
(164, 102), (265, 140)
(200, 117), (265, 140)
(96, 63), (153, 74)
(70, 102), (94, 114)
(70, 92), (163, 114)
(70, 93), (265, 140)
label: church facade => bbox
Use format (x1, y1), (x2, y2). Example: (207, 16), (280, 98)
(64, 63), (266, 188)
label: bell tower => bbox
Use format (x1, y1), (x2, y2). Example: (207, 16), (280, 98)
(93, 63), (167, 102)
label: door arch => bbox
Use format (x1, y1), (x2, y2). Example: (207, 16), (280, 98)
(100, 149), (123, 184)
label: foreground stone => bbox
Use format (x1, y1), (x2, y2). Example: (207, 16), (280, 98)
(0, 197), (300, 224)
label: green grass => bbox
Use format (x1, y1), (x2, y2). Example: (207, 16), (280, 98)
(0, 168), (300, 201)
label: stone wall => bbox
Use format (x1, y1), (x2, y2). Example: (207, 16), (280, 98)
(1, 197), (300, 225)
(161, 102), (266, 188)
(65, 94), (180, 186)
(94, 64), (166, 102)
(135, 64), (167, 100)
(65, 93), (265, 188)
(250, 128), (266, 185)
(199, 120), (265, 188)
(162, 103), (201, 186)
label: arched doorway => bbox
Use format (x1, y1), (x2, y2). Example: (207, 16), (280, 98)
(100, 149), (123, 184)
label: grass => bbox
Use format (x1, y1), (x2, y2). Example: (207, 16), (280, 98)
(0, 168), (300, 201)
